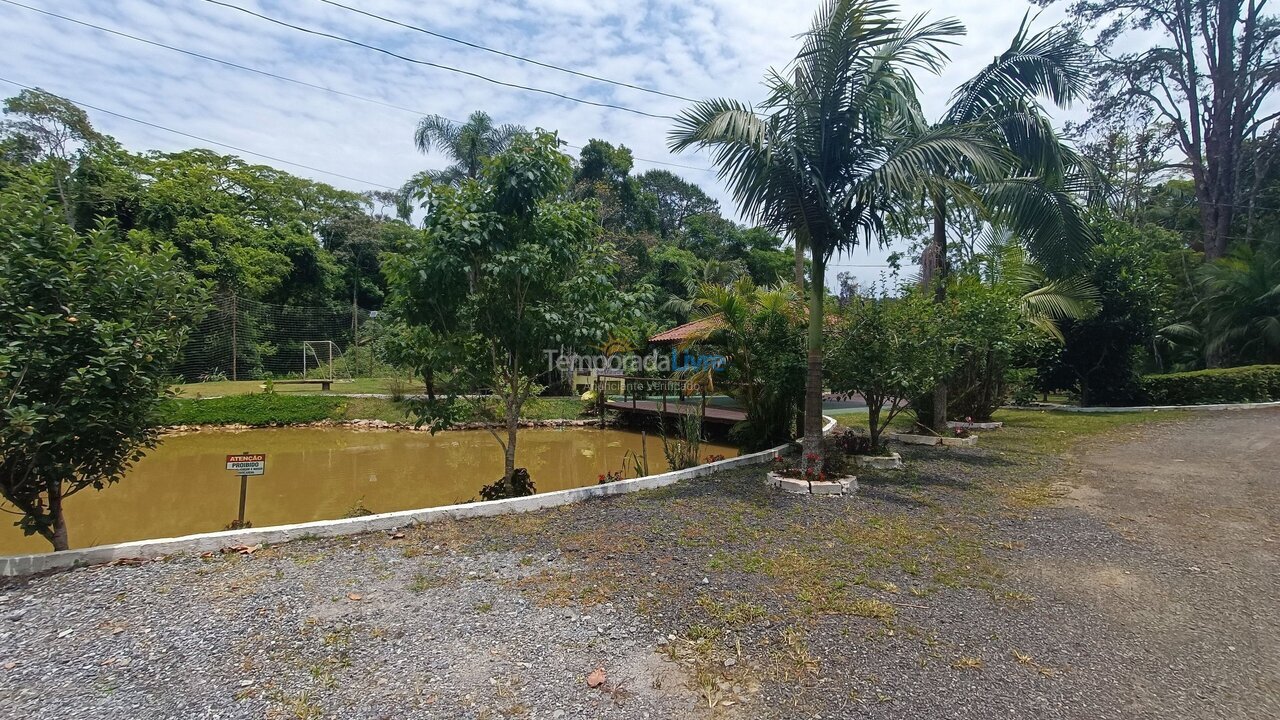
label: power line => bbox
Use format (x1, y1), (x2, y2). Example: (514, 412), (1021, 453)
(312, 0), (699, 104)
(0, 76), (398, 189)
(0, 0), (713, 174)
(202, 0), (677, 121)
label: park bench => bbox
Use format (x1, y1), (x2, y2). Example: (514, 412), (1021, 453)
(270, 379), (334, 391)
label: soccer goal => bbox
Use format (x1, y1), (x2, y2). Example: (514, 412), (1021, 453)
(301, 340), (340, 381)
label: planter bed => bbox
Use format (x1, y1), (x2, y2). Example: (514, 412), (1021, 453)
(855, 452), (903, 470)
(766, 471), (858, 495)
(941, 435), (979, 447)
(947, 420), (1003, 431)
(889, 432), (942, 446)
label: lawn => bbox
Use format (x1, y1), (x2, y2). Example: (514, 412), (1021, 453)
(172, 377), (414, 397)
(160, 393), (588, 426)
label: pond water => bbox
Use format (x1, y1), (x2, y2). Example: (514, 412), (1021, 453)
(0, 427), (737, 555)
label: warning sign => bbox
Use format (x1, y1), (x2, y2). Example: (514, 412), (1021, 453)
(226, 454), (266, 476)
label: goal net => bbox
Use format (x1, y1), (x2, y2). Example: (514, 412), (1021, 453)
(173, 293), (373, 382)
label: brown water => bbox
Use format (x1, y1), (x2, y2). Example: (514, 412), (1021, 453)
(0, 427), (736, 555)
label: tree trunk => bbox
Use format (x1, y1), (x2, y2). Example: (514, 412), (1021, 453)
(503, 378), (519, 485)
(928, 198), (948, 430)
(424, 366), (436, 402)
(802, 252), (825, 469)
(48, 483), (69, 552)
(867, 400), (882, 453)
(793, 231), (807, 288)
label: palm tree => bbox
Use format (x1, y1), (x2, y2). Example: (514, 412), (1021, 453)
(397, 111), (525, 219)
(670, 0), (1001, 466)
(918, 15), (1096, 429)
(1195, 239), (1280, 364)
(966, 225), (1099, 342)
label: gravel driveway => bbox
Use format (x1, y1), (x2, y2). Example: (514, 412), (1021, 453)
(0, 409), (1275, 719)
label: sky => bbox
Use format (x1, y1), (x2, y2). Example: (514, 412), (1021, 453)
(1, 0), (1080, 289)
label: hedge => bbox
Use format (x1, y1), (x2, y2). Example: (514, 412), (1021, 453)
(159, 393), (345, 426)
(1142, 365), (1280, 406)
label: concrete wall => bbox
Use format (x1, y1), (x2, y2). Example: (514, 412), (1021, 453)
(0, 417), (838, 577)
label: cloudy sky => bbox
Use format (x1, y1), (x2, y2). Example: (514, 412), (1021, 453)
(1, 0), (1080, 288)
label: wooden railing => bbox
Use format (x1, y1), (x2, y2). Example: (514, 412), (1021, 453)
(594, 375), (744, 416)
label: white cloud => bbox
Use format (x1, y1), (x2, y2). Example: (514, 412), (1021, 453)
(1, 0), (1084, 287)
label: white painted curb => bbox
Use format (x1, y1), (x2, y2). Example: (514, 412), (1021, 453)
(1025, 400), (1280, 413)
(0, 416), (838, 577)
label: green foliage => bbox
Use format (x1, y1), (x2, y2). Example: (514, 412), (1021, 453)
(660, 412), (705, 471)
(390, 131), (642, 480)
(478, 468), (536, 501)
(0, 177), (204, 549)
(1142, 365), (1280, 405)
(1195, 240), (1280, 365)
(159, 394), (344, 426)
(1039, 216), (1179, 405)
(827, 293), (955, 449)
(683, 277), (806, 450)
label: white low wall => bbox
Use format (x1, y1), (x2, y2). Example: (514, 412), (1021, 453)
(1033, 400), (1280, 413)
(0, 416), (838, 577)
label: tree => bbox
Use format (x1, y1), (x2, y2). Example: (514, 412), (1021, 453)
(1195, 237), (1280, 364)
(389, 131), (642, 491)
(1047, 0), (1280, 259)
(916, 15), (1096, 430)
(1042, 216), (1179, 404)
(670, 0), (1000, 467)
(399, 111), (526, 219)
(0, 175), (205, 550)
(1, 88), (105, 228)
(827, 293), (954, 451)
(682, 277), (807, 450)
(635, 169), (720, 239)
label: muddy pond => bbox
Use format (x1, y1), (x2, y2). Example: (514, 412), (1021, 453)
(0, 427), (737, 555)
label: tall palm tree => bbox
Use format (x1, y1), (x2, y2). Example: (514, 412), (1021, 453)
(670, 0), (1001, 466)
(397, 111), (525, 219)
(918, 15), (1096, 429)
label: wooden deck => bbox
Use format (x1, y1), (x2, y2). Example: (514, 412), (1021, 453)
(601, 398), (747, 425)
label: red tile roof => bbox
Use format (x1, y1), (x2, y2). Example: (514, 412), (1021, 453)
(648, 315), (724, 343)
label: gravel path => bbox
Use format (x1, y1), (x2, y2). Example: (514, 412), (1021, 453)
(0, 409), (1275, 719)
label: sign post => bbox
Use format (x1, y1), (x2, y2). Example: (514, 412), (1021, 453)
(225, 454), (266, 528)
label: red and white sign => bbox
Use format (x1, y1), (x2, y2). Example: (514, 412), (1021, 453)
(226, 454), (266, 476)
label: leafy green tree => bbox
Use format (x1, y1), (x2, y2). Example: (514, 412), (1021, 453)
(635, 169), (720, 239)
(827, 293), (954, 451)
(1041, 216), (1179, 404)
(671, 0), (1000, 466)
(390, 131), (643, 491)
(2, 88), (106, 228)
(0, 175), (205, 550)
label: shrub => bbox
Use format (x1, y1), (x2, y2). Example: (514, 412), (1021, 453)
(479, 468), (536, 500)
(1142, 365), (1280, 405)
(159, 393), (344, 426)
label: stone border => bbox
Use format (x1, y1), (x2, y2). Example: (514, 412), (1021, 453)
(766, 471), (857, 495)
(0, 417), (838, 577)
(889, 432), (941, 446)
(855, 452), (903, 470)
(1030, 400), (1280, 413)
(947, 420), (1002, 430)
(162, 417), (599, 435)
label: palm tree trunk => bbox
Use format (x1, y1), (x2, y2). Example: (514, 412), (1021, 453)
(929, 197), (948, 431)
(793, 231), (807, 288)
(802, 251), (825, 468)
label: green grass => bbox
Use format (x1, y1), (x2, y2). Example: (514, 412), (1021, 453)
(173, 377), (412, 398)
(159, 393), (345, 426)
(160, 393), (586, 427)
(984, 408), (1189, 455)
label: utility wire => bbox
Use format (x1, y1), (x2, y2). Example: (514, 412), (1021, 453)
(0, 76), (398, 189)
(0, 0), (712, 173)
(202, 0), (677, 121)
(312, 0), (699, 104)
